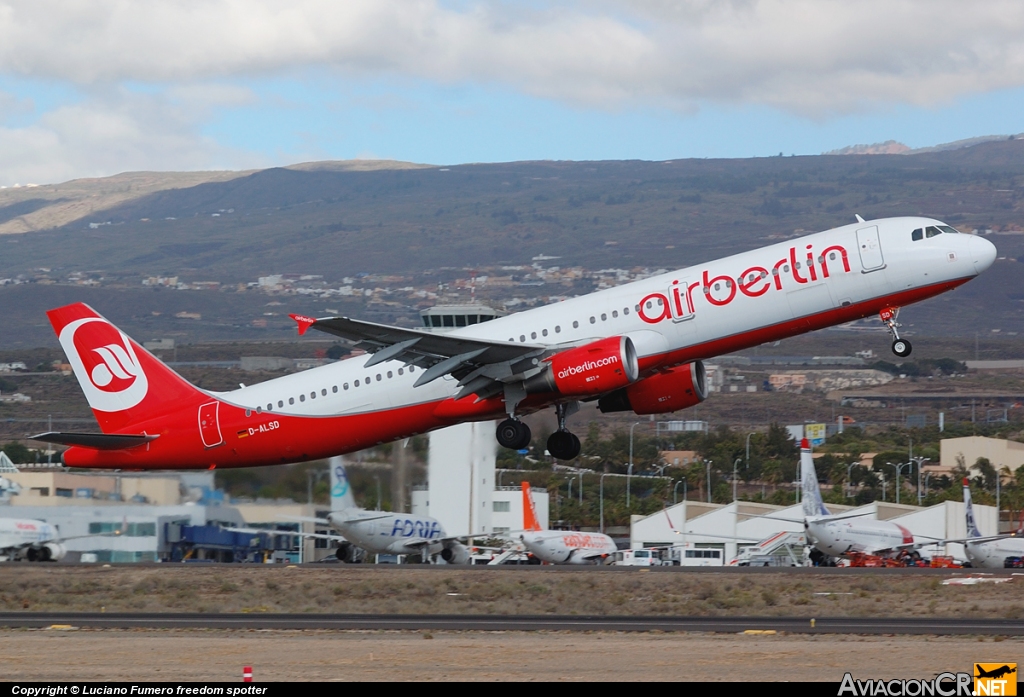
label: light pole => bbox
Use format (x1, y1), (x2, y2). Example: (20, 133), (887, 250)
(732, 457), (743, 503)
(600, 472), (609, 534)
(911, 456), (929, 506)
(627, 422), (641, 508)
(885, 462), (912, 505)
(674, 478), (686, 504)
(745, 432), (755, 470)
(704, 459), (713, 503)
(845, 463), (858, 499)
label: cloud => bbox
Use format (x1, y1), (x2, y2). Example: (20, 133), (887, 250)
(0, 88), (266, 186)
(1, 1), (1024, 115)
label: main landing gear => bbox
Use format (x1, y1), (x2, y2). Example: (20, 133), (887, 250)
(496, 418), (532, 450)
(546, 402), (581, 461)
(880, 306), (912, 358)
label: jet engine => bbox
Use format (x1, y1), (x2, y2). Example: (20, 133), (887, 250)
(440, 541), (470, 565)
(597, 361), (707, 415)
(525, 336), (639, 397)
(334, 542), (358, 563)
(26, 542), (66, 562)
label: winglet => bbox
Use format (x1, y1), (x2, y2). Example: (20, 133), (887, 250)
(289, 314), (318, 336)
(521, 482), (543, 532)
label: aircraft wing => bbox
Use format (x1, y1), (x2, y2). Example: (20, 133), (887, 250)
(290, 313), (547, 400)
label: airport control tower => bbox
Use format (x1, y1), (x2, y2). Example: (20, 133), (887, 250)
(415, 304), (502, 537)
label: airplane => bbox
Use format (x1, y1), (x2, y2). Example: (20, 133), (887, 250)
(233, 457), (472, 563)
(0, 517), (68, 562)
(797, 439), (926, 563)
(31, 216), (996, 469)
(959, 478), (1024, 568)
(516, 481), (617, 564)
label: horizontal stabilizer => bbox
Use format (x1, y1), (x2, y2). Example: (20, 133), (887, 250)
(29, 432), (158, 450)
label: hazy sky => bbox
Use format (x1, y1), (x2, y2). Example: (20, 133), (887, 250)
(2, 0), (1024, 185)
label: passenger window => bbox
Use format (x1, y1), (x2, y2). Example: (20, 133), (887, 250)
(409, 366), (415, 373)
(623, 307), (629, 315)
(387, 371), (393, 378)
(926, 226), (942, 238)
(612, 310), (618, 318)
(542, 329), (548, 337)
(600, 313), (607, 321)
(573, 321), (579, 329)
(300, 394), (306, 402)
(278, 400), (284, 408)
(267, 404), (273, 411)
(829, 252), (837, 260)
(245, 409), (251, 417)
(398, 368), (404, 375)
(354, 380), (360, 387)
(520, 335), (526, 342)
(555, 326), (561, 333)
(531, 332), (537, 339)
(590, 316), (596, 324)
(321, 389), (327, 396)
(332, 386), (338, 393)
(289, 397), (295, 405)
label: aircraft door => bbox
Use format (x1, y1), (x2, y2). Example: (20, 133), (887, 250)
(198, 401), (224, 448)
(855, 226), (885, 271)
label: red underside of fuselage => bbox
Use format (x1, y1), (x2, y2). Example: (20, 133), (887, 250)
(62, 276), (970, 470)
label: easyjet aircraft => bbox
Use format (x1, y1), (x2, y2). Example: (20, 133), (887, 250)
(34, 217), (996, 469)
(517, 481), (617, 564)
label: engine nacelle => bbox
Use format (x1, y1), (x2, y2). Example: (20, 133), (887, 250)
(598, 361), (707, 415)
(526, 336), (639, 397)
(440, 541), (470, 565)
(335, 542), (357, 563)
(26, 543), (66, 562)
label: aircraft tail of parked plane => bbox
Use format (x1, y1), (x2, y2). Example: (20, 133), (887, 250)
(329, 456), (357, 512)
(800, 439), (831, 518)
(963, 477), (982, 538)
(522, 481), (543, 532)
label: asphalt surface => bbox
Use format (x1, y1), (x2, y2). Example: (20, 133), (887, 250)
(1, 613), (1021, 635)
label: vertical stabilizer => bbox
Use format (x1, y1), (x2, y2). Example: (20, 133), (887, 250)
(963, 478), (981, 538)
(329, 457), (357, 512)
(521, 481), (543, 532)
(800, 439), (831, 517)
(47, 303), (211, 433)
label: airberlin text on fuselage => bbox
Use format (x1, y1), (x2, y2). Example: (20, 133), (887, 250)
(638, 243), (851, 324)
(557, 356), (619, 380)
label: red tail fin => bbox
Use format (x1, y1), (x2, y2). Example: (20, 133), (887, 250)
(47, 303), (211, 433)
(521, 481), (542, 532)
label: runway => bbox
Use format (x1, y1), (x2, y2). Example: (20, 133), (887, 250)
(1, 612), (1021, 635)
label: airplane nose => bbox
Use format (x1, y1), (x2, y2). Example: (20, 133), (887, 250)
(968, 234), (997, 273)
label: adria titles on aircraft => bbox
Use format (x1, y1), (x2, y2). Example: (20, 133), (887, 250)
(33, 217), (996, 470)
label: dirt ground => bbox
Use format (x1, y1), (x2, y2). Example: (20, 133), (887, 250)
(1, 629), (1014, 682)
(2, 565), (1021, 618)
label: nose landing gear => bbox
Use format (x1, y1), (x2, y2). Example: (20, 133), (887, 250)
(880, 306), (912, 357)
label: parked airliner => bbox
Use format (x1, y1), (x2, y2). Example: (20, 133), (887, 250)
(34, 217), (996, 468)
(233, 457), (471, 563)
(517, 482), (617, 564)
(961, 478), (1024, 568)
(797, 439), (922, 560)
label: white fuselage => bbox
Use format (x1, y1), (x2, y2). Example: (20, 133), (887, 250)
(520, 530), (617, 564)
(964, 537), (1024, 569)
(214, 217), (996, 437)
(805, 517), (913, 557)
(0, 518), (58, 556)
(327, 509), (447, 556)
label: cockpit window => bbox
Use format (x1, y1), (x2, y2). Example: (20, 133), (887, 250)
(911, 228), (923, 241)
(925, 226), (942, 238)
(938, 225), (960, 234)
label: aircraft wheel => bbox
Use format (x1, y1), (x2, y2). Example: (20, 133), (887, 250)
(547, 430), (580, 460)
(891, 338), (912, 357)
(497, 418), (531, 450)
